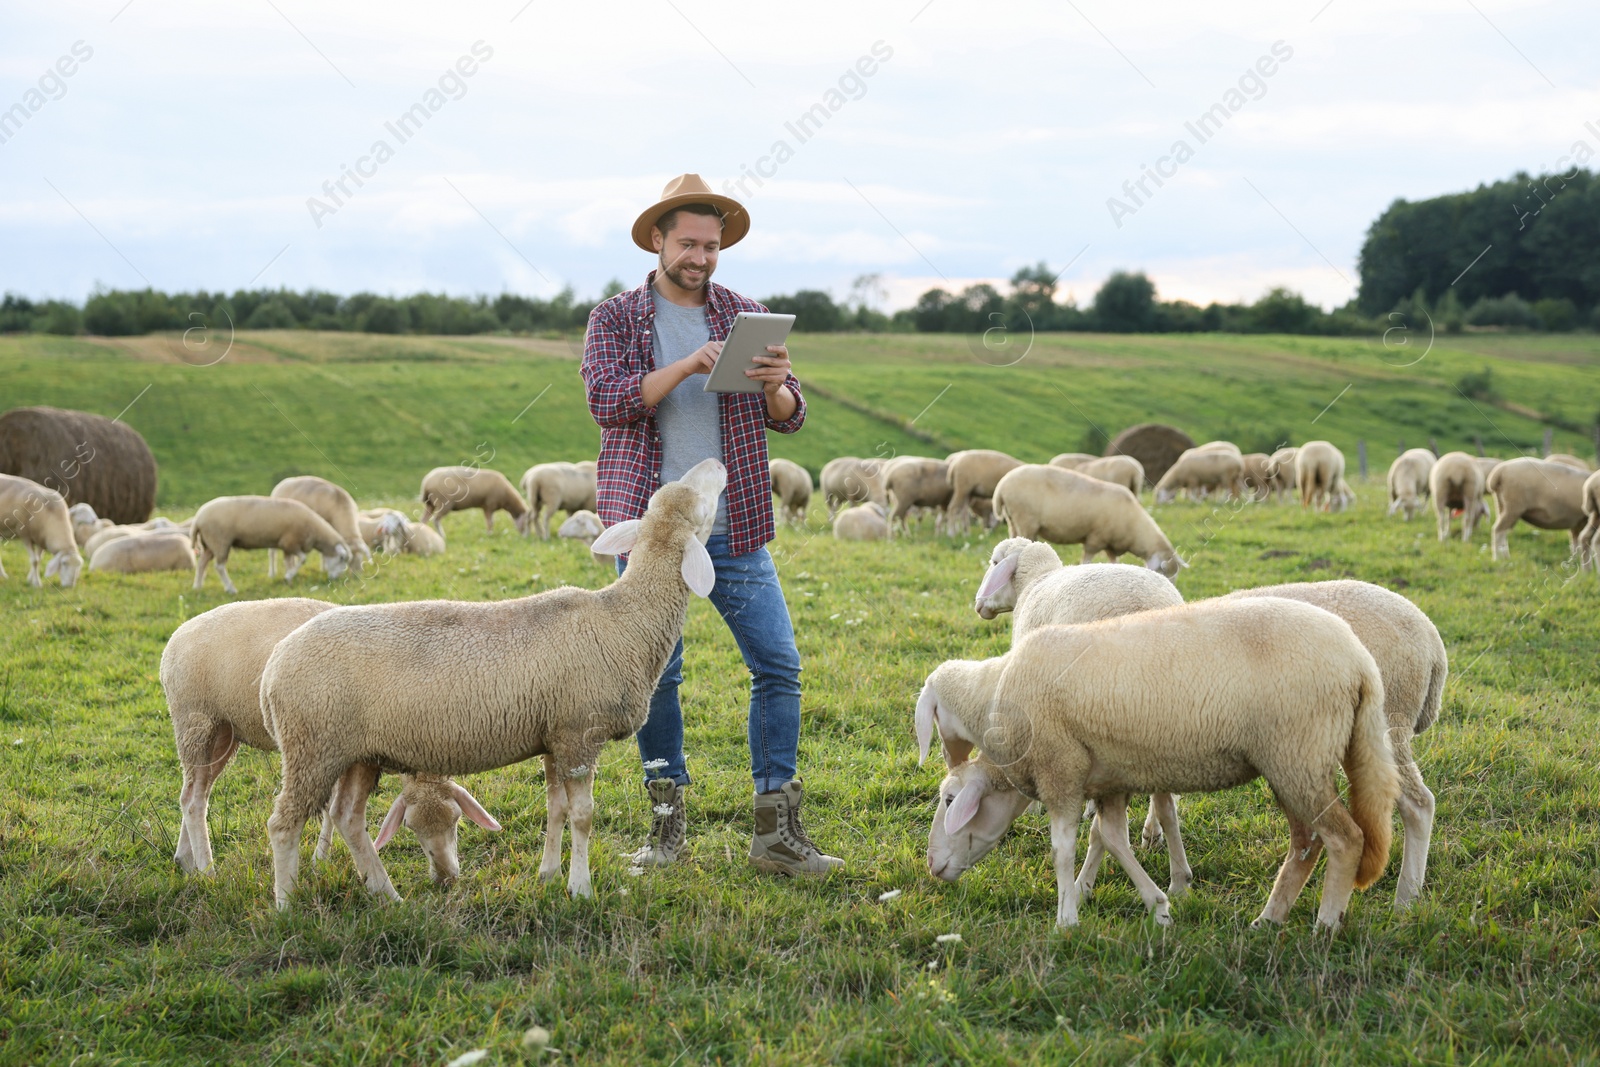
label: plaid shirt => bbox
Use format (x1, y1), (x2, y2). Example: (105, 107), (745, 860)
(581, 271), (806, 556)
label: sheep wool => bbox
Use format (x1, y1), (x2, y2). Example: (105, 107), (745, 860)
(991, 464), (1182, 577)
(1429, 451), (1488, 542)
(1485, 457), (1589, 561)
(0, 472), (84, 587)
(768, 458), (812, 528)
(420, 466), (531, 535)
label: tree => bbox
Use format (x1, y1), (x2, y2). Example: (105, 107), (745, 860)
(764, 290), (842, 332)
(1092, 271), (1156, 332)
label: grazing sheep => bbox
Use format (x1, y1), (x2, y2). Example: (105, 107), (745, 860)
(1195, 440), (1243, 455)
(90, 531), (196, 574)
(190, 496), (353, 595)
(1296, 441), (1350, 512)
(1545, 453), (1593, 473)
(0, 473), (84, 587)
(259, 459), (727, 907)
(945, 449), (1023, 534)
(1580, 469), (1600, 574)
(1153, 447), (1246, 503)
(520, 461), (599, 539)
(1430, 451), (1489, 542)
(1239, 453), (1275, 501)
(163, 598), (498, 881)
(557, 509), (613, 565)
(883, 456), (952, 535)
(1048, 453), (1097, 471)
(1267, 447), (1299, 502)
(819, 457), (887, 520)
(270, 475), (372, 578)
(918, 597), (1398, 931)
(991, 464), (1183, 577)
(83, 524), (138, 557)
(1387, 448), (1437, 521)
(1486, 457), (1590, 561)
(768, 458), (812, 528)
(419, 466), (531, 536)
(358, 508), (411, 556)
(833, 501), (890, 541)
(1074, 455), (1144, 496)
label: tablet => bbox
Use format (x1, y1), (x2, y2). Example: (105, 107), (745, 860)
(703, 312), (796, 394)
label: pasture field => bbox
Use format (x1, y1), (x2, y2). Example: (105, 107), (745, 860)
(2, 331), (1599, 1064)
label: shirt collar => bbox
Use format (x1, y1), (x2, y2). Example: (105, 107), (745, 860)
(642, 268), (726, 317)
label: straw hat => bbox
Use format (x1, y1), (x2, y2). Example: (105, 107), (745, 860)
(631, 173), (750, 252)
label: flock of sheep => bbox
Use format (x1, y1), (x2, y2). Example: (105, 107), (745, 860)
(2, 426), (1596, 930)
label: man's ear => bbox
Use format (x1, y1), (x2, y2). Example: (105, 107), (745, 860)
(651, 227), (664, 252)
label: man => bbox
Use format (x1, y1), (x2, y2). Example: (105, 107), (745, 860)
(580, 173), (842, 877)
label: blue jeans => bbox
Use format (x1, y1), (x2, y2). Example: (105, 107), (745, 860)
(617, 535), (801, 794)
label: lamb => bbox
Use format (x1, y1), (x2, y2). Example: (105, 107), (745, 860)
(1430, 451), (1488, 542)
(819, 457), (887, 520)
(402, 520), (446, 557)
(917, 597), (1398, 931)
(1387, 448), (1436, 520)
(358, 508), (411, 556)
(1580, 469), (1600, 574)
(70, 502), (113, 547)
(1267, 447), (1299, 502)
(419, 466), (531, 535)
(993, 464), (1182, 577)
(520, 461), (599, 539)
(883, 456), (951, 535)
(945, 449), (1022, 534)
(556, 509), (613, 565)
(1295, 440), (1351, 512)
(1545, 453), (1593, 473)
(162, 598), (498, 881)
(832, 501), (889, 541)
(768, 458), (812, 528)
(1153, 447), (1245, 503)
(1485, 457), (1590, 561)
(259, 458), (727, 907)
(89, 531), (196, 574)
(270, 475), (372, 576)
(190, 495), (353, 595)
(0, 473), (84, 587)
(1074, 455), (1144, 496)
(1048, 453), (1096, 470)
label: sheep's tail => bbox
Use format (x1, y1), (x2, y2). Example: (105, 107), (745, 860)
(1344, 657), (1400, 889)
(1412, 652), (1447, 735)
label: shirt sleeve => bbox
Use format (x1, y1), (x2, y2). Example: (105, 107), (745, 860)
(581, 303), (655, 429)
(765, 373), (806, 434)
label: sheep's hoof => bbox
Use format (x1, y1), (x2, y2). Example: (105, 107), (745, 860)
(537, 866), (561, 884)
(1151, 906), (1173, 927)
(1140, 827), (1163, 849)
(568, 880), (594, 899)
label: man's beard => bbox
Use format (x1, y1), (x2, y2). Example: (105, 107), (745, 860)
(659, 250), (712, 291)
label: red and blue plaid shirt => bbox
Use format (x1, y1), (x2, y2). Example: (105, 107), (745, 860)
(581, 270), (806, 556)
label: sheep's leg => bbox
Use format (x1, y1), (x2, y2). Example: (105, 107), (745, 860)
(282, 552), (304, 583)
(564, 770), (596, 899)
(1091, 795), (1172, 924)
(1252, 817), (1321, 927)
(537, 754), (568, 884)
(175, 724), (240, 874)
(314, 771), (350, 862)
(1435, 503), (1451, 542)
(1393, 758), (1436, 909)
(268, 764), (344, 909)
(1049, 803), (1084, 928)
(1490, 513), (1513, 559)
(328, 762), (400, 902)
(192, 545), (212, 590)
(1149, 792), (1192, 894)
(1309, 799), (1363, 932)
(26, 543), (42, 587)
(1075, 812), (1107, 897)
(1139, 799), (1162, 847)
(267, 547), (277, 578)
(212, 549), (238, 595)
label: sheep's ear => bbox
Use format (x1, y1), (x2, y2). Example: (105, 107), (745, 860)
(681, 537), (715, 597)
(449, 782), (502, 831)
(337, 544), (351, 561)
(944, 772), (988, 834)
(935, 705), (976, 767)
(44, 555), (61, 578)
(975, 552), (1020, 600)
(915, 682), (938, 765)
(374, 794), (408, 849)
(591, 519), (641, 555)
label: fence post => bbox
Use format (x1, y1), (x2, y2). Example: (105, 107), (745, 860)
(1429, 436), (1440, 456)
(1398, 438), (1405, 455)
(1474, 434), (1484, 456)
(1357, 439), (1368, 480)
(1542, 428), (1553, 456)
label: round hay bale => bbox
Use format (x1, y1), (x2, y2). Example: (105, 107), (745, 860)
(1105, 423), (1195, 488)
(0, 406), (157, 523)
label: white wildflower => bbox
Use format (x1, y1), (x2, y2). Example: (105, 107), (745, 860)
(567, 765), (588, 778)
(618, 887), (630, 897)
(936, 933), (962, 944)
(642, 758), (669, 770)
(522, 1026), (551, 1050)
(653, 804), (675, 816)
(445, 1051), (488, 1067)
(927, 960), (940, 970)
(829, 613), (841, 620)
(877, 889), (902, 902)
(627, 866), (645, 876)
(11, 739), (22, 746)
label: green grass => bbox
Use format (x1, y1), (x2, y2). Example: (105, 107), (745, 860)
(2, 331), (1599, 1064)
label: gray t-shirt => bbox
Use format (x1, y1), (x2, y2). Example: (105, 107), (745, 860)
(651, 288), (728, 535)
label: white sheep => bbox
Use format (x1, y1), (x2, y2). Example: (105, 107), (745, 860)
(1580, 469), (1600, 574)
(1430, 451), (1488, 542)
(882, 456), (951, 535)
(162, 597), (498, 881)
(1295, 441), (1350, 512)
(270, 475), (372, 576)
(1472, 457), (1502, 485)
(520, 461), (599, 540)
(819, 456), (887, 520)
(402, 520), (446, 557)
(419, 466), (531, 535)
(768, 458), (812, 528)
(1267, 447), (1298, 502)
(0, 473), (84, 587)
(556, 509), (613, 565)
(1485, 457), (1590, 561)
(190, 495), (353, 595)
(84, 523), (139, 557)
(69, 502), (112, 547)
(1240, 453), (1275, 501)
(1544, 453), (1593, 473)
(832, 501), (889, 541)
(945, 449), (1022, 534)
(1153, 447), (1245, 503)
(358, 508), (411, 556)
(1386, 448), (1436, 521)
(89, 531), (196, 574)
(991, 464), (1183, 577)
(918, 597), (1398, 931)
(1195, 440), (1243, 455)
(1074, 455), (1145, 496)
(259, 458), (726, 907)
(1048, 452), (1097, 470)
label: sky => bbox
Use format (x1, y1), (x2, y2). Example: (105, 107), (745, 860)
(1, 0), (1595, 312)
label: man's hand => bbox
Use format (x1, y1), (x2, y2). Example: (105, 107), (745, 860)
(687, 340), (723, 376)
(642, 341), (722, 407)
(750, 344), (797, 421)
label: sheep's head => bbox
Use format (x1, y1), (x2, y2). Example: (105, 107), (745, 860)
(1146, 550), (1184, 580)
(973, 537), (1031, 620)
(45, 549), (83, 588)
(375, 779), (501, 885)
(927, 757), (1032, 882)
(591, 459), (726, 596)
(323, 542), (352, 580)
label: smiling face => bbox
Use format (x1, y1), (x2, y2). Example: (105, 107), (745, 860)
(652, 209), (722, 293)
